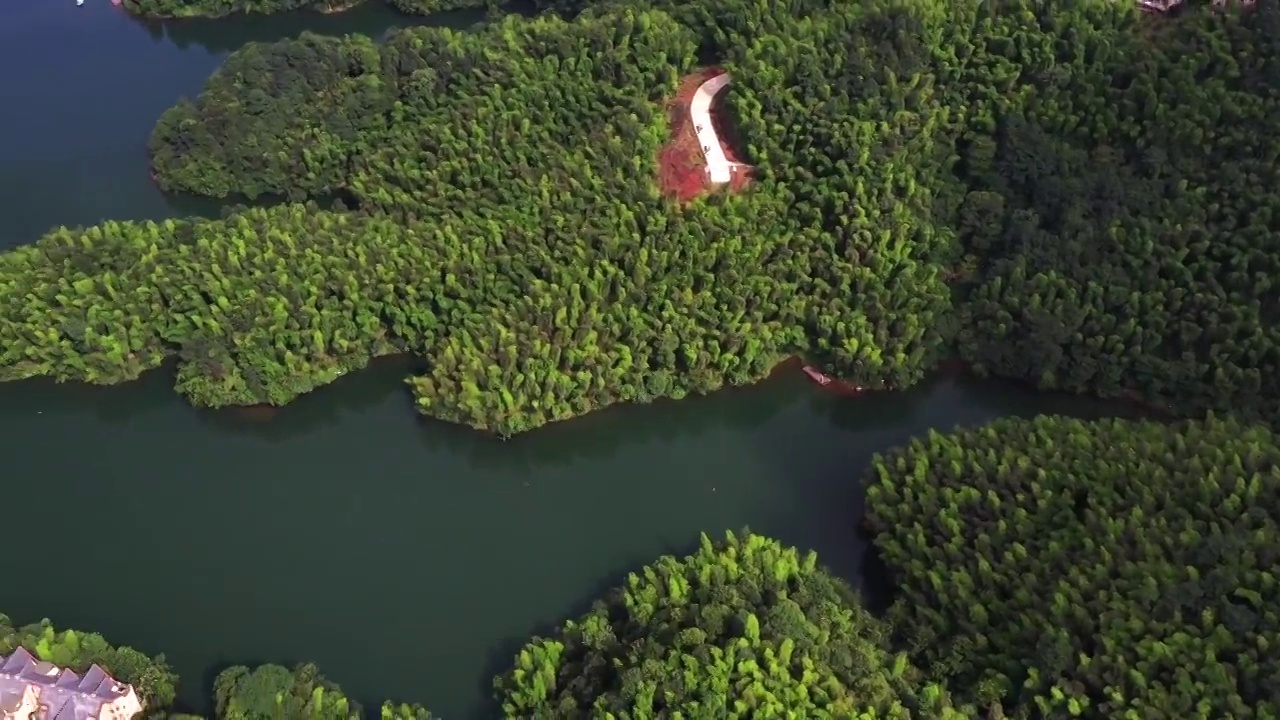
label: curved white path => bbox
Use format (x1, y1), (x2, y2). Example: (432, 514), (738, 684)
(690, 73), (750, 184)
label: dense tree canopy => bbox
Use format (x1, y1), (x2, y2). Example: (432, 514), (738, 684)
(10, 0), (1270, 435)
(953, 3), (1280, 428)
(494, 530), (967, 718)
(150, 32), (389, 200)
(864, 414), (1280, 717)
(9, 2), (967, 436)
(214, 663), (435, 719)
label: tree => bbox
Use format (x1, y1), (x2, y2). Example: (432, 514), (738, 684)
(494, 530), (969, 718)
(865, 414), (1280, 716)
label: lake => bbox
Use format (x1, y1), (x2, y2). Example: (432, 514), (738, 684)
(0, 3), (1141, 718)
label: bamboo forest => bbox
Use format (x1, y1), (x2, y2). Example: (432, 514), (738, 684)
(3, 0), (1279, 717)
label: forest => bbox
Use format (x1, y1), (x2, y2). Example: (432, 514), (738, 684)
(11, 413), (1280, 716)
(863, 414), (1280, 717)
(3, 1), (1275, 436)
(3, 1), (1275, 716)
(493, 529), (965, 718)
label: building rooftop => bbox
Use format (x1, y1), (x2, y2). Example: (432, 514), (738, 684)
(0, 647), (141, 719)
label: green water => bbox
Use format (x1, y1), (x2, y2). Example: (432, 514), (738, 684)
(0, 4), (1143, 719)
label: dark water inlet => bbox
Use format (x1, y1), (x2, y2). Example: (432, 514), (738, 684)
(0, 357), (1145, 718)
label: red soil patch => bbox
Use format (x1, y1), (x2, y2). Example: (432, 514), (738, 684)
(775, 355), (874, 397)
(657, 68), (753, 203)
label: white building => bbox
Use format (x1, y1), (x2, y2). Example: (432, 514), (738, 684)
(0, 648), (142, 720)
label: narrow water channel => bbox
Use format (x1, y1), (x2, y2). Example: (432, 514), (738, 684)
(0, 359), (1142, 718)
(0, 4), (1148, 718)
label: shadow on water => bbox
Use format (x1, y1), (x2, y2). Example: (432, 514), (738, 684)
(818, 385), (922, 433)
(953, 373), (1159, 427)
(0, 355), (411, 434)
(158, 192), (230, 223)
(44, 354), (1164, 472)
(0, 367), (173, 424)
(1, 355), (1162, 460)
(858, 544), (895, 615)
(0, 355), (414, 433)
(193, 354), (424, 440)
(445, 379), (799, 472)
(195, 354), (807, 467)
(0, 353), (802, 459)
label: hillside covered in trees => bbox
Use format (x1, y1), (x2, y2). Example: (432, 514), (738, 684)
(951, 2), (1280, 426)
(864, 414), (1280, 717)
(493, 530), (965, 718)
(3, 0), (1275, 435)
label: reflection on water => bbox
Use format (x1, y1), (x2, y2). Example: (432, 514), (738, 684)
(0, 353), (1155, 474)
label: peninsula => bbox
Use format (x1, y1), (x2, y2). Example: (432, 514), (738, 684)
(4, 2), (1274, 437)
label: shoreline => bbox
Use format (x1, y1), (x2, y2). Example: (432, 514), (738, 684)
(122, 0), (365, 20)
(1, 345), (1179, 436)
(223, 351), (1176, 435)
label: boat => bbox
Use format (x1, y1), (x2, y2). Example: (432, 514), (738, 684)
(802, 365), (832, 386)
(76, 0), (84, 5)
